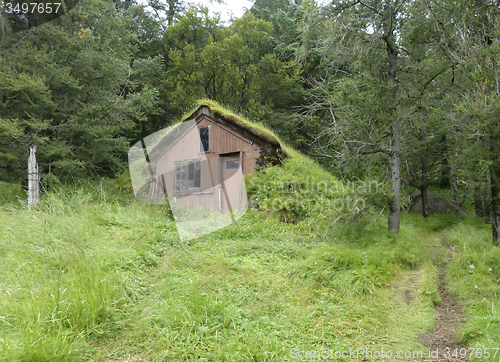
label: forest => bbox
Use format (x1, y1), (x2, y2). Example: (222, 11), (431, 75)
(0, 0), (500, 361)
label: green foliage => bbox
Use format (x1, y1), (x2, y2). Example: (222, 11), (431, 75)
(247, 156), (384, 229)
(250, 0), (305, 60)
(0, 0), (163, 182)
(0, 117), (50, 182)
(162, 7), (304, 132)
(444, 218), (500, 357)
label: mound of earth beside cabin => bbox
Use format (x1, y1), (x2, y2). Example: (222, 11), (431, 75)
(409, 192), (467, 216)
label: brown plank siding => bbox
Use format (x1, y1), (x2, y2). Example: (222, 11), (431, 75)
(154, 113), (263, 212)
(149, 103), (292, 213)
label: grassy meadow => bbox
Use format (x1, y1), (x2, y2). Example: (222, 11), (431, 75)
(0, 172), (499, 361)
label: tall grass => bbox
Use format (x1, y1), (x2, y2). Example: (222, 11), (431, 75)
(444, 218), (500, 361)
(0, 178), (475, 361)
(0, 184), (176, 360)
(0, 181), (24, 205)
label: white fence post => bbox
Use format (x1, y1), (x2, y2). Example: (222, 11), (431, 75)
(28, 146), (39, 209)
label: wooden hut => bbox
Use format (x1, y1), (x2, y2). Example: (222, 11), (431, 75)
(147, 100), (287, 213)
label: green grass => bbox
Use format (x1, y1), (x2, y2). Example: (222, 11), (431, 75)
(1, 178), (495, 361)
(0, 181), (24, 205)
(443, 217), (500, 361)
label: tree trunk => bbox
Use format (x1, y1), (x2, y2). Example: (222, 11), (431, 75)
(490, 164), (500, 246)
(384, 9), (400, 233)
(459, 183), (468, 206)
(439, 134), (450, 187)
(474, 186), (484, 218)
(450, 165), (459, 202)
(421, 184), (429, 219)
(166, 0), (179, 27)
(389, 123), (401, 232)
(484, 190), (491, 224)
(421, 118), (429, 218)
(387, 50), (400, 231)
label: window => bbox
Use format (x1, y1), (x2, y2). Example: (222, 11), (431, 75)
(175, 160), (200, 190)
(199, 127), (209, 152)
(226, 160), (239, 169)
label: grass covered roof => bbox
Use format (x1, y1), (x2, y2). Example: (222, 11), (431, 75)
(148, 99), (301, 161)
(182, 99), (282, 147)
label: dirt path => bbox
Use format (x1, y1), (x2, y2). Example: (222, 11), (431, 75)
(417, 238), (468, 362)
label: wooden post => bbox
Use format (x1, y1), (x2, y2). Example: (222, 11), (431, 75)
(28, 146), (39, 209)
(100, 179), (104, 200)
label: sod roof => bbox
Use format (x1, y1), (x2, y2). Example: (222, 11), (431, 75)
(148, 99), (297, 162)
(181, 99), (282, 147)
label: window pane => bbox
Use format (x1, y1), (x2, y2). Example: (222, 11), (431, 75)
(195, 166), (200, 188)
(188, 161), (194, 180)
(175, 161), (201, 190)
(226, 160), (239, 169)
(200, 127), (209, 152)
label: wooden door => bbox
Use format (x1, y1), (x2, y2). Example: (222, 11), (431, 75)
(221, 152), (242, 214)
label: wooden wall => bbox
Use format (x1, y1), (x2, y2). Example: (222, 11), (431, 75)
(154, 114), (262, 212)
